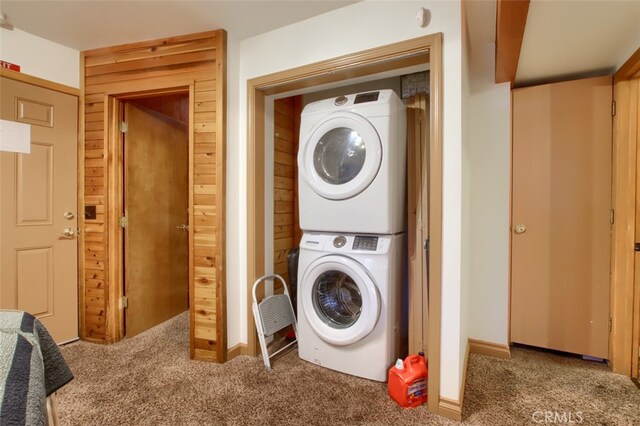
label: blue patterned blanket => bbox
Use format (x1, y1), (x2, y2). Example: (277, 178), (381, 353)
(0, 311), (73, 425)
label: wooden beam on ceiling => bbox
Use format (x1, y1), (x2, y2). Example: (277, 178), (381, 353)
(495, 0), (531, 84)
(614, 46), (640, 83)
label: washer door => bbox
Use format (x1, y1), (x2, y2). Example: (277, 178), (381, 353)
(299, 112), (382, 200)
(301, 255), (380, 346)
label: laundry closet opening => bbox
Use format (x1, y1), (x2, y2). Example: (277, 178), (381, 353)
(121, 93), (190, 337)
(265, 73), (430, 371)
(247, 34), (442, 411)
(265, 75), (429, 350)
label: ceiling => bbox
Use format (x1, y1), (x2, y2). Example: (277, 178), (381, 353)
(0, 1), (357, 51)
(516, 0), (640, 86)
(2, 0), (639, 86)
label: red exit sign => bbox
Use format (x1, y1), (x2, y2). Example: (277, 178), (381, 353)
(0, 60), (20, 72)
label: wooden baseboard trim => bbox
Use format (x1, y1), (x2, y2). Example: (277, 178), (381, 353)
(227, 343), (249, 360)
(438, 397), (462, 421)
(460, 340), (470, 407)
(468, 338), (511, 359)
(81, 336), (108, 344)
(439, 339), (470, 421)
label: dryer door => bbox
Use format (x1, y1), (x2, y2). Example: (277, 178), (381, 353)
(299, 112), (382, 200)
(301, 254), (380, 346)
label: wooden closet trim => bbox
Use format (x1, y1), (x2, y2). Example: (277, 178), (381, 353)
(610, 46), (640, 376)
(495, 0), (530, 84)
(246, 33), (443, 414)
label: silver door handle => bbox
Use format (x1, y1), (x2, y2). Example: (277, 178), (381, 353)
(177, 224), (189, 231)
(62, 227), (76, 238)
(514, 224), (527, 234)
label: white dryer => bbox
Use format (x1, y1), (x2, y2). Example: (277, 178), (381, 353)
(298, 90), (407, 235)
(297, 231), (404, 382)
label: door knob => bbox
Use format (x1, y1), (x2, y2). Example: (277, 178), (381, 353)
(514, 224), (527, 234)
(176, 224), (189, 231)
(62, 227), (76, 238)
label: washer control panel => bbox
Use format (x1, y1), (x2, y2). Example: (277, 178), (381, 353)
(300, 233), (392, 254)
(352, 235), (379, 251)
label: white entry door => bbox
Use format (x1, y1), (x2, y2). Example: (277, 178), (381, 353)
(0, 76), (79, 343)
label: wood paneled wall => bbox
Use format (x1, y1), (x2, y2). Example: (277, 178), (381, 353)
(273, 97), (302, 285)
(80, 30), (226, 363)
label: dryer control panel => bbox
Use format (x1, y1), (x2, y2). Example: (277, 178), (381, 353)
(353, 91), (380, 104)
(302, 89), (400, 116)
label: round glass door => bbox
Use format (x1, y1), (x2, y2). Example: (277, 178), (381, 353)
(313, 127), (366, 185)
(301, 255), (380, 346)
(312, 270), (362, 329)
(299, 112), (382, 200)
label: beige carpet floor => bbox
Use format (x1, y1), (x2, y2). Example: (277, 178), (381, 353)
(57, 313), (640, 425)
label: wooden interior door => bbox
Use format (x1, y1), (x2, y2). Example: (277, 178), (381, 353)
(123, 100), (188, 337)
(511, 76), (612, 359)
(0, 76), (79, 343)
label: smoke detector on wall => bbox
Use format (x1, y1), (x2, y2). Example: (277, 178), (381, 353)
(416, 7), (431, 28)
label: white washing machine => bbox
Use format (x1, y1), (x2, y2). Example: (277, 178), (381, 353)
(297, 231), (404, 382)
(297, 90), (407, 235)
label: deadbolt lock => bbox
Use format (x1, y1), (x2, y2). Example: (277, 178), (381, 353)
(64, 211), (75, 220)
(514, 224), (527, 234)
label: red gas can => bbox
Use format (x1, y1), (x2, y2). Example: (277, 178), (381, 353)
(388, 353), (428, 408)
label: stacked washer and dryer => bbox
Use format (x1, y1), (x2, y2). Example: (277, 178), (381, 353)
(296, 90), (407, 382)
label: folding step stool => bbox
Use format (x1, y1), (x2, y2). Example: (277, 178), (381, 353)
(251, 274), (298, 370)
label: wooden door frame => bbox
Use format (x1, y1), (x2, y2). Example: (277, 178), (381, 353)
(79, 31), (226, 361)
(104, 85), (193, 342)
(611, 47), (640, 376)
(246, 33), (443, 413)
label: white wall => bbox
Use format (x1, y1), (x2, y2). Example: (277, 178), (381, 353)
(462, 0), (511, 346)
(225, 33), (243, 348)
(0, 28), (80, 88)
(460, 0), (471, 391)
(229, 0), (464, 401)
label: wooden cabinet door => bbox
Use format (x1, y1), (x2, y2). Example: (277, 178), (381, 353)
(511, 76), (612, 359)
(0, 77), (79, 343)
(407, 94), (430, 355)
